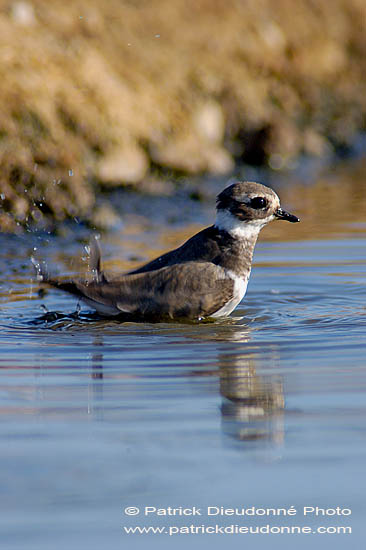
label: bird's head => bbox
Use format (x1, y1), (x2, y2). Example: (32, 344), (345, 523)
(215, 181), (299, 239)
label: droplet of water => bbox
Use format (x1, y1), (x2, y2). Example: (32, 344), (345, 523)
(30, 256), (44, 281)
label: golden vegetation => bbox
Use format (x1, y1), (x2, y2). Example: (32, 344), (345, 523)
(0, 0), (365, 231)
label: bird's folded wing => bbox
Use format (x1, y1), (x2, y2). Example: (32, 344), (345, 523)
(45, 262), (235, 318)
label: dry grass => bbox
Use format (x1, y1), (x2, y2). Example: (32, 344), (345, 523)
(0, 0), (365, 230)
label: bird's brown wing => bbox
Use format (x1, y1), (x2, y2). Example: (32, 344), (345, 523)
(43, 262), (235, 319)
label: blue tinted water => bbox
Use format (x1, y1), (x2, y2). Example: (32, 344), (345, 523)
(0, 167), (365, 549)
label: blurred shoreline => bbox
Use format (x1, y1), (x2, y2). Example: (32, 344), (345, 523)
(0, 0), (365, 232)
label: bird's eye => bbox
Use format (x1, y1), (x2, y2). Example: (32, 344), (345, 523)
(249, 196), (267, 209)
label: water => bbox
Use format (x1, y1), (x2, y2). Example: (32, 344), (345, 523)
(1, 159), (366, 549)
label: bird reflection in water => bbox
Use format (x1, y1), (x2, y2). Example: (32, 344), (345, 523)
(87, 324), (285, 447)
(183, 322), (285, 446)
(219, 356), (284, 445)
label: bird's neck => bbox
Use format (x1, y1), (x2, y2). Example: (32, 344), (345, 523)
(214, 210), (263, 279)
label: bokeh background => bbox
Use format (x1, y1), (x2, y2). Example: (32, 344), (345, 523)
(0, 0), (365, 231)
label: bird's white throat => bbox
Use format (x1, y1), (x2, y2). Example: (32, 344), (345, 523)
(215, 209), (268, 240)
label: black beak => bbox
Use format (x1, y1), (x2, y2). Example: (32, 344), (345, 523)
(275, 208), (300, 223)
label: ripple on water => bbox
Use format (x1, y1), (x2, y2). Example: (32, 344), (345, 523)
(1, 171), (366, 549)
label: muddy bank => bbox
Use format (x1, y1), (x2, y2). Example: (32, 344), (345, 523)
(0, 0), (365, 231)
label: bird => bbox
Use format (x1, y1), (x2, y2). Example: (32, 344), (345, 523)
(36, 181), (299, 321)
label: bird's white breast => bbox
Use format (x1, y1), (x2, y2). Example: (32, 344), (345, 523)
(211, 271), (248, 318)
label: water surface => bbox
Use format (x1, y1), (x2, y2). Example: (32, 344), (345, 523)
(1, 159), (366, 549)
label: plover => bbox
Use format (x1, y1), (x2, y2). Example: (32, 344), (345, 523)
(37, 181), (299, 320)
